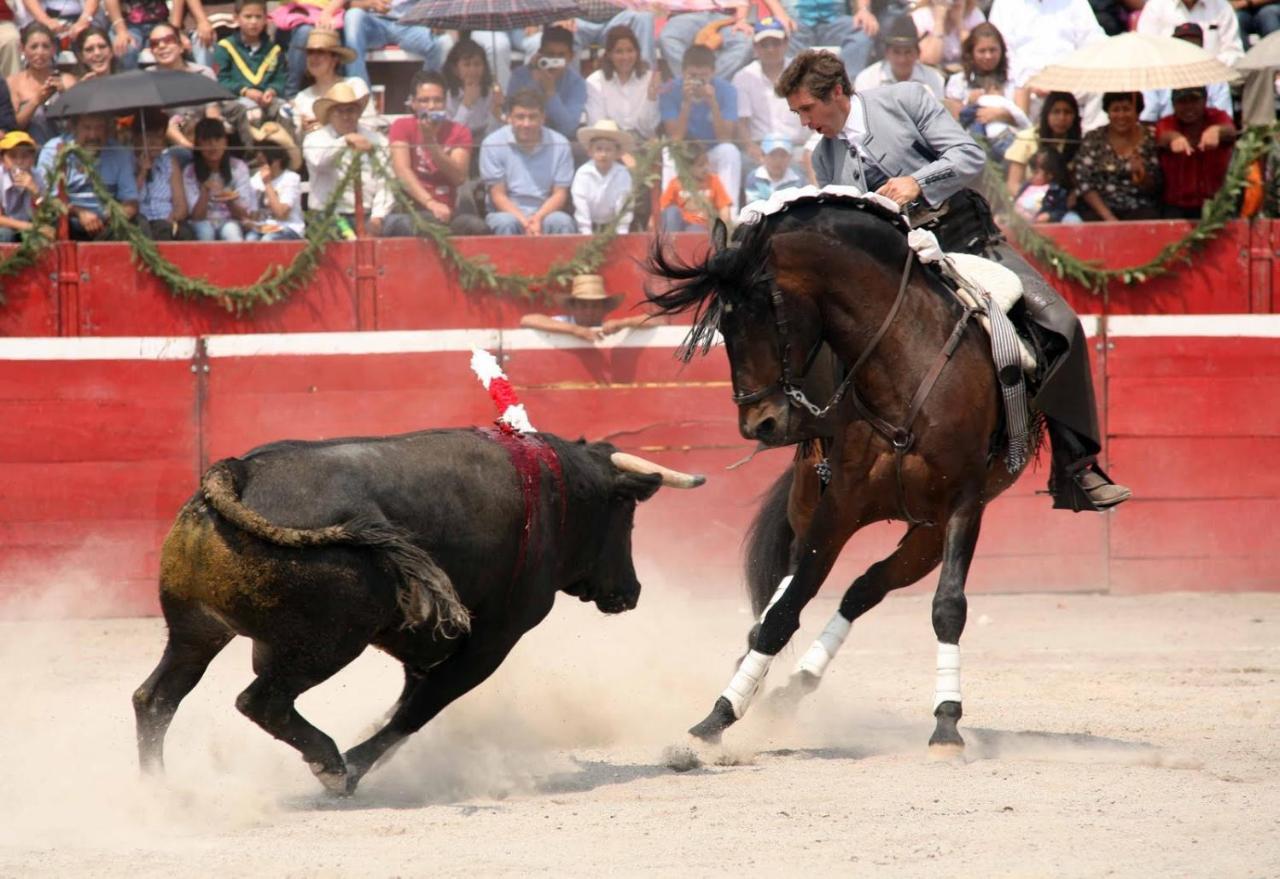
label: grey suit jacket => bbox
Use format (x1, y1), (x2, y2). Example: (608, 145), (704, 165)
(812, 81), (986, 208)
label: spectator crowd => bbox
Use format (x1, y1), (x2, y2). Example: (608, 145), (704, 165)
(0, 0), (1267, 242)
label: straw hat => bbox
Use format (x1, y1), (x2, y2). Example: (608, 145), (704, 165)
(313, 81), (369, 127)
(305, 28), (356, 64)
(576, 119), (634, 154)
(251, 120), (303, 171)
(558, 274), (625, 326)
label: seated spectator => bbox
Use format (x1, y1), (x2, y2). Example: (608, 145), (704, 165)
(1137, 0), (1244, 67)
(585, 25), (659, 143)
(660, 142), (732, 233)
(853, 16), (945, 100)
(1073, 91), (1162, 222)
(442, 37), (502, 145)
(988, 0), (1104, 124)
(342, 0), (451, 88)
(507, 26), (587, 141)
(1142, 24), (1234, 124)
(571, 119), (633, 234)
(17, 0), (95, 45)
(914, 0), (985, 69)
(104, 0), (177, 70)
(1155, 86), (1237, 219)
(384, 70), (486, 236)
(1237, 0), (1280, 41)
(291, 28), (369, 136)
(181, 116), (253, 240)
(0, 0), (19, 79)
(1014, 148), (1078, 223)
(478, 88), (575, 236)
(272, 0), (344, 98)
(1088, 0), (1144, 35)
(946, 25), (1027, 160)
(745, 134), (803, 203)
(134, 111), (193, 239)
(658, 8), (755, 82)
(145, 23), (218, 149)
(660, 44), (741, 217)
(757, 0), (874, 78)
(214, 0), (294, 149)
(1005, 91), (1081, 196)
(247, 132), (305, 240)
(0, 129), (42, 242)
(520, 273), (650, 342)
(303, 80), (392, 235)
(733, 18), (807, 174)
(37, 111), (139, 239)
(8, 24), (77, 144)
(521, 7), (656, 66)
(73, 25), (117, 80)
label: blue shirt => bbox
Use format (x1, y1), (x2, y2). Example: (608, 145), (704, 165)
(37, 136), (139, 216)
(507, 64), (588, 138)
(139, 149), (177, 222)
(787, 0), (847, 26)
(660, 76), (738, 144)
(480, 125), (575, 215)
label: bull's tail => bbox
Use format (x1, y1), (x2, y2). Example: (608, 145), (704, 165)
(201, 461), (471, 636)
(744, 464), (795, 617)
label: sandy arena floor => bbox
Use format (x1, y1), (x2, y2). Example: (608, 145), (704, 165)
(1, 585), (1277, 878)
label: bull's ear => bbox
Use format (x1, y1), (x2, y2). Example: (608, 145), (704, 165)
(614, 471), (663, 503)
(711, 218), (729, 253)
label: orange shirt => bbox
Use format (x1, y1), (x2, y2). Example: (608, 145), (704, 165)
(660, 174), (731, 226)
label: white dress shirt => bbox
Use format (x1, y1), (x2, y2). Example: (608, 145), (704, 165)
(302, 125), (393, 219)
(989, 0), (1106, 87)
(570, 159), (634, 234)
(853, 61), (946, 101)
(732, 60), (808, 145)
(585, 68), (660, 139)
(1136, 0), (1243, 66)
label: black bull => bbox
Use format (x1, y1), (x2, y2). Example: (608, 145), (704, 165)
(133, 428), (703, 795)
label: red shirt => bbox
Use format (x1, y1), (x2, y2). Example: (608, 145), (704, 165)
(388, 116), (472, 209)
(1156, 108), (1233, 210)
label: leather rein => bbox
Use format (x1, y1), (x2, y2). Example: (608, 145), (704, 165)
(730, 249), (979, 527)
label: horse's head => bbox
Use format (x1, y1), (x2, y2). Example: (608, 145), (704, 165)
(646, 220), (826, 447)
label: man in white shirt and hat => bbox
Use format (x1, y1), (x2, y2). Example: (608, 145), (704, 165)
(303, 81), (393, 236)
(570, 120), (634, 234)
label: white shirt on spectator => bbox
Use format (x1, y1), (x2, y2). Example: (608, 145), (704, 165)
(733, 60), (808, 145)
(988, 0), (1106, 87)
(293, 78), (375, 129)
(303, 125), (393, 219)
(912, 5), (987, 67)
(1136, 0), (1243, 66)
(585, 68), (660, 139)
(853, 61), (946, 100)
(447, 90), (501, 137)
(250, 169), (305, 237)
(944, 71), (1019, 104)
(570, 160), (633, 234)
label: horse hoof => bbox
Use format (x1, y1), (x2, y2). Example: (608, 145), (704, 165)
(927, 742), (966, 762)
(310, 761), (354, 796)
(688, 696), (736, 744)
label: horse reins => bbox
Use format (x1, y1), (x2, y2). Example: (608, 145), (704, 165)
(733, 249), (979, 527)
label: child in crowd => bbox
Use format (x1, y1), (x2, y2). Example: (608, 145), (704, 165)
(958, 74), (1030, 161)
(571, 120), (634, 234)
(744, 134), (803, 204)
(182, 117), (255, 241)
(1014, 148), (1076, 224)
(215, 0), (295, 148)
(659, 144), (732, 233)
(248, 130), (305, 241)
(0, 130), (42, 242)
(134, 111), (193, 240)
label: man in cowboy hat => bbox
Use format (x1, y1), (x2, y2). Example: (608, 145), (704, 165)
(852, 16), (944, 100)
(519, 274), (650, 342)
(776, 49), (1131, 511)
(303, 80), (392, 235)
(570, 120), (634, 235)
(384, 70), (487, 236)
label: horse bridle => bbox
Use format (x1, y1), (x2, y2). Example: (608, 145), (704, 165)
(729, 249), (979, 526)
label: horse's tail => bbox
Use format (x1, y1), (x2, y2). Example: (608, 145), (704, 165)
(744, 464), (795, 617)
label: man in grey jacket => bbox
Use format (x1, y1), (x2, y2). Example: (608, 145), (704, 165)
(775, 50), (1130, 511)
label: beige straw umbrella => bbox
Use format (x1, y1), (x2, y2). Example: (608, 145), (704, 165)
(1237, 30), (1280, 70)
(1026, 32), (1237, 92)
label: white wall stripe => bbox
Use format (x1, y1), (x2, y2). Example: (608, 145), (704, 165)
(1107, 314), (1280, 338)
(204, 329), (503, 358)
(0, 337), (197, 361)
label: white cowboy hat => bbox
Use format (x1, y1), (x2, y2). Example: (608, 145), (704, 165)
(576, 119), (635, 154)
(558, 274), (625, 325)
(312, 81), (369, 127)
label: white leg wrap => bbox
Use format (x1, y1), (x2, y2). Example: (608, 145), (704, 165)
(721, 649), (773, 719)
(760, 575), (793, 621)
(933, 642), (962, 711)
(796, 612), (852, 678)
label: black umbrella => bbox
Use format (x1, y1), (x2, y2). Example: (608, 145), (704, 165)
(47, 69), (234, 119)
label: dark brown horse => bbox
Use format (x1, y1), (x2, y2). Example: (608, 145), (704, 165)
(647, 197), (1035, 755)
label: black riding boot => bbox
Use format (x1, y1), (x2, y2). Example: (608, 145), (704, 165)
(1046, 420), (1132, 511)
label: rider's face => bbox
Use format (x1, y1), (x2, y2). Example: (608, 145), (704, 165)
(787, 85), (851, 140)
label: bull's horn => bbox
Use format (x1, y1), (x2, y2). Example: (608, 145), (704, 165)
(610, 452), (706, 489)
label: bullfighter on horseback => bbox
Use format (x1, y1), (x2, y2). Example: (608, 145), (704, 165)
(779, 49), (1130, 511)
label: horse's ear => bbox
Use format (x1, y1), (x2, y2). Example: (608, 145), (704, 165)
(711, 219), (729, 253)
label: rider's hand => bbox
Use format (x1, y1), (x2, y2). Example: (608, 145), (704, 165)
(876, 175), (922, 209)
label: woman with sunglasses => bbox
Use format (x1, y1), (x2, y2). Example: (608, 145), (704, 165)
(73, 26), (118, 81)
(146, 23), (217, 149)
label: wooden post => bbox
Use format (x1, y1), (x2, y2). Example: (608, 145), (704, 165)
(352, 154), (366, 239)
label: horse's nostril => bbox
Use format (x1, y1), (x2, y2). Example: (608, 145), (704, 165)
(756, 417), (777, 440)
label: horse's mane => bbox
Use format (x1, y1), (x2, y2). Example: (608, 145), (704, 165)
(645, 200), (916, 362)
